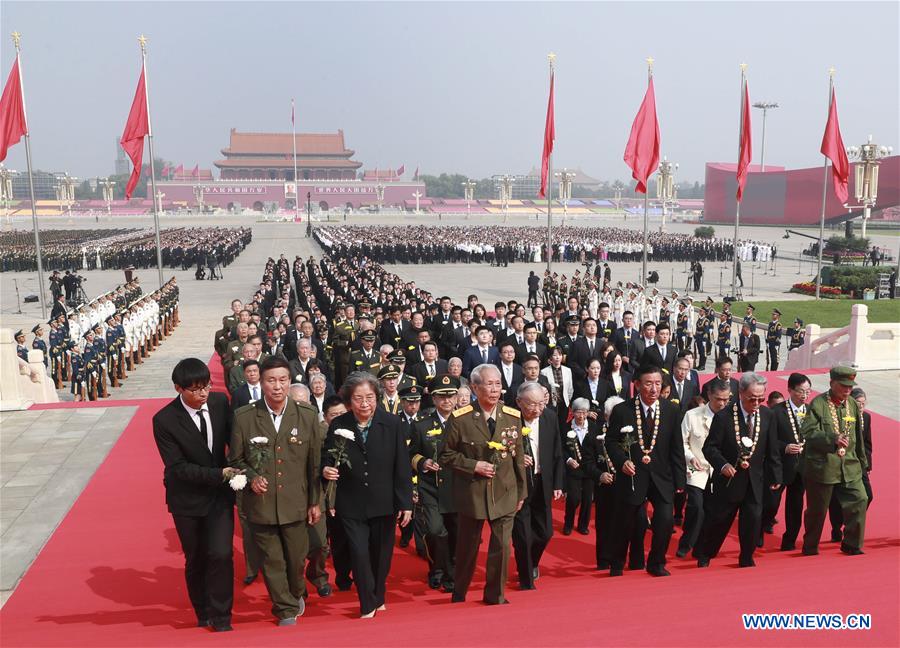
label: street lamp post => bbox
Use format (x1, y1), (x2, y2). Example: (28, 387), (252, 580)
(156, 191), (165, 214)
(0, 165), (12, 223)
(193, 183), (204, 214)
(752, 101), (779, 172)
(555, 168), (574, 227)
(375, 182), (385, 212)
(656, 157), (678, 232)
(462, 179), (476, 219)
(498, 175), (515, 222)
(99, 178), (116, 217)
(612, 181), (624, 220)
(847, 135), (892, 238)
(56, 173), (77, 218)
(412, 190), (423, 214)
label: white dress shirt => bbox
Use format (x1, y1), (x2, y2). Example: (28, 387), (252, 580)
(247, 382), (261, 402)
(180, 395), (212, 452)
(265, 398), (287, 434)
(525, 417), (541, 474)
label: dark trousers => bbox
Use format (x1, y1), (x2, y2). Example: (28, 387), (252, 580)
(236, 492), (263, 579)
(306, 518), (329, 589)
(829, 472), (873, 536)
(327, 513), (352, 589)
(761, 471), (805, 547)
(677, 484), (705, 554)
(803, 478), (866, 552)
(767, 345), (779, 371)
(171, 495), (234, 625)
(564, 475), (593, 531)
(342, 515), (395, 615)
(695, 487), (761, 564)
(673, 489), (687, 521)
(593, 483), (617, 568)
(250, 519), (310, 619)
(415, 501), (457, 582)
(454, 513), (513, 604)
(611, 481), (672, 571)
(512, 474), (553, 587)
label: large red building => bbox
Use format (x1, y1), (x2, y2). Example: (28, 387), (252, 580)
(214, 129), (362, 181)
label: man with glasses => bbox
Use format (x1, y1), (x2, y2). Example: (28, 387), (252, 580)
(694, 372), (782, 568)
(152, 358), (238, 632)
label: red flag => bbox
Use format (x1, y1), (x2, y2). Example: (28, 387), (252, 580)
(413, 166), (419, 181)
(735, 80), (752, 202)
(539, 71), (555, 199)
(120, 67), (149, 199)
(0, 57), (28, 163)
(161, 163), (169, 178)
(191, 164), (199, 178)
(174, 163), (184, 178)
(820, 88), (850, 205)
(396, 164), (405, 177)
(623, 78), (660, 194)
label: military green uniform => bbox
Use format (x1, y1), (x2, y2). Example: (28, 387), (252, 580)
(440, 401), (526, 604)
(348, 348), (381, 376)
(229, 399), (322, 621)
(800, 369), (868, 554)
(332, 318), (357, 386)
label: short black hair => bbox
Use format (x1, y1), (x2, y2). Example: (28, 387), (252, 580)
(634, 363), (663, 380)
(643, 320), (657, 330)
(715, 354), (733, 368)
(242, 359), (259, 371)
(259, 356), (291, 377)
(322, 395), (344, 415)
(171, 358), (211, 389)
(656, 322), (670, 333)
(787, 372), (811, 391)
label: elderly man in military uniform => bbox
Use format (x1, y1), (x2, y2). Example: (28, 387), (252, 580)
(765, 308), (783, 371)
(800, 365), (868, 557)
(229, 357), (322, 626)
(440, 363), (526, 605)
(409, 374), (460, 592)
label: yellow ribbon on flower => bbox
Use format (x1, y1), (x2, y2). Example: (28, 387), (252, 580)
(411, 475), (418, 484)
(426, 428), (442, 436)
(487, 441), (504, 450)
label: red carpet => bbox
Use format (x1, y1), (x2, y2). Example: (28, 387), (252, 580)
(2, 372), (898, 647)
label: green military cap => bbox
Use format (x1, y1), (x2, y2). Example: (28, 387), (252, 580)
(772, 308), (782, 316)
(399, 384), (422, 401)
(746, 304), (755, 311)
(829, 365), (857, 386)
(430, 373), (460, 396)
(378, 364), (401, 380)
(360, 330), (377, 341)
(388, 350), (406, 363)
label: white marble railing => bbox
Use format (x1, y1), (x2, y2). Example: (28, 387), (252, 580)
(0, 329), (59, 410)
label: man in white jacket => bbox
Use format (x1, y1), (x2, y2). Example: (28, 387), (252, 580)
(676, 378), (732, 557)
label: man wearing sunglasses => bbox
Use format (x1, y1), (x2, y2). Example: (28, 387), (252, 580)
(152, 358), (238, 632)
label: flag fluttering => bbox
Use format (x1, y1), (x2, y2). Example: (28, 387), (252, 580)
(396, 164), (405, 177)
(191, 164), (199, 178)
(623, 78), (660, 194)
(735, 80), (752, 202)
(161, 163), (169, 178)
(174, 163), (184, 178)
(820, 88), (850, 204)
(538, 71), (555, 199)
(120, 68), (149, 199)
(0, 58), (27, 163)
(413, 166), (419, 181)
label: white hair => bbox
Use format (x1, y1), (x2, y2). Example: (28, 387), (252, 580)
(604, 395), (625, 419)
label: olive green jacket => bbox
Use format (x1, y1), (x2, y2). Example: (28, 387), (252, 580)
(800, 392), (867, 485)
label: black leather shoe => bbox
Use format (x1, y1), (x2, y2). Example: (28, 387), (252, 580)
(243, 574), (257, 585)
(780, 541), (796, 551)
(519, 583), (536, 590)
(197, 619), (209, 628)
(738, 558), (757, 568)
(441, 580), (455, 594)
(647, 566), (671, 577)
(398, 539), (410, 548)
(562, 526), (572, 536)
(675, 547), (689, 558)
(764, 524), (774, 535)
(211, 623), (233, 632)
(802, 547), (819, 556)
(451, 594), (466, 603)
(336, 578), (353, 592)
(609, 567), (624, 577)
(428, 574), (442, 589)
(840, 544), (864, 556)
(577, 527), (590, 536)
(317, 583), (333, 598)
(697, 558), (710, 568)
(756, 536), (764, 548)
(830, 531), (843, 543)
(483, 598), (510, 605)
(628, 561), (645, 571)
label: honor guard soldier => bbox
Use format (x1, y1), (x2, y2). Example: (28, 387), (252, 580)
(789, 318), (805, 352)
(766, 309), (783, 371)
(69, 343), (85, 401)
(743, 304), (757, 333)
(408, 374), (460, 592)
(48, 319), (66, 387)
(676, 301), (690, 352)
(14, 330), (28, 362)
(694, 308), (709, 370)
(349, 330), (381, 376)
(31, 325), (48, 368)
(800, 365), (868, 557)
(377, 364), (402, 415)
(716, 312), (732, 360)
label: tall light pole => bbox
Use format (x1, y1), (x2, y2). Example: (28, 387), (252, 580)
(99, 178), (116, 217)
(58, 173), (77, 217)
(193, 183), (204, 214)
(156, 190), (165, 214)
(375, 182), (385, 212)
(847, 135), (892, 238)
(556, 168), (574, 226)
(0, 165), (12, 223)
(752, 101), (778, 172)
(412, 190), (422, 214)
(656, 157), (678, 232)
(462, 179), (476, 219)
(498, 175), (515, 222)
(612, 181), (624, 220)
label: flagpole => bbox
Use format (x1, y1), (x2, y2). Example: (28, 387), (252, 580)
(292, 98), (300, 223)
(13, 33), (47, 319)
(731, 63), (747, 300)
(138, 36), (164, 289)
(546, 53), (555, 274)
(641, 57), (653, 286)
(815, 68), (835, 301)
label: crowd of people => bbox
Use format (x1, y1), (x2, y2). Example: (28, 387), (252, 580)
(16, 278), (181, 401)
(0, 227), (252, 272)
(150, 245), (872, 631)
(314, 225), (749, 266)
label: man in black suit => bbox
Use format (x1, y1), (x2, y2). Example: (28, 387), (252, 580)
(379, 305), (410, 349)
(497, 340), (523, 404)
(512, 382), (564, 590)
(606, 364), (687, 577)
(322, 373), (413, 618)
(50, 293), (68, 324)
(231, 360), (262, 411)
(762, 372), (810, 550)
(694, 372), (782, 568)
(632, 320), (658, 368)
(515, 322), (548, 367)
(736, 322), (761, 372)
(701, 356), (739, 404)
(668, 356), (699, 416)
(461, 326), (499, 378)
(152, 358), (237, 632)
(641, 322), (677, 374)
(410, 341), (449, 407)
(508, 356), (552, 408)
(611, 311), (640, 370)
(566, 318), (604, 382)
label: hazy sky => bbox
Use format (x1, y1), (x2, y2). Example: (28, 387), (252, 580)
(2, 1), (898, 183)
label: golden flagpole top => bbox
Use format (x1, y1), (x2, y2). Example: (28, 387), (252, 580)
(739, 62), (748, 72)
(12, 31), (21, 51)
(646, 56), (654, 70)
(828, 66), (836, 77)
(548, 52), (556, 69)
(138, 34), (148, 52)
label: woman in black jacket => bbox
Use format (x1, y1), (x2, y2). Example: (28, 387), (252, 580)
(562, 398), (601, 535)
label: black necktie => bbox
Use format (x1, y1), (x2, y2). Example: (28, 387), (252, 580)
(642, 407), (654, 445)
(588, 340), (594, 354)
(487, 417), (496, 437)
(677, 382), (683, 400)
(197, 410), (209, 449)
